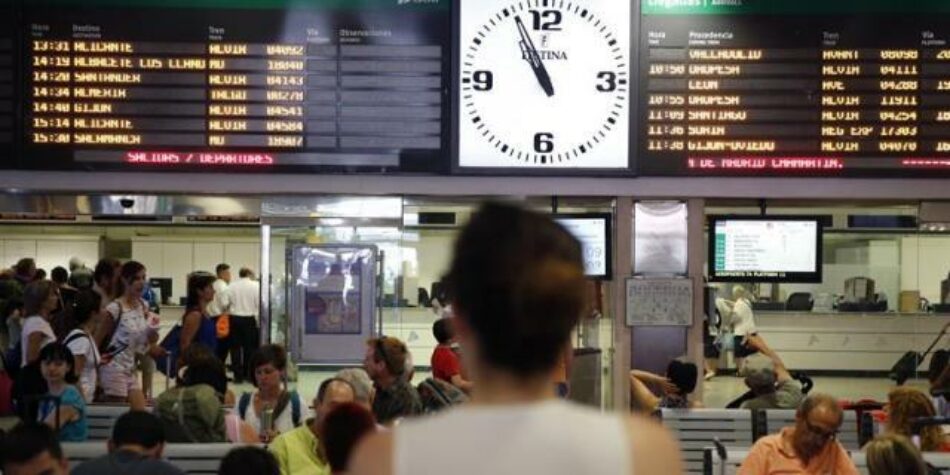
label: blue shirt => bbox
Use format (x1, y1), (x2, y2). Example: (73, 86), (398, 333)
(38, 385), (87, 441)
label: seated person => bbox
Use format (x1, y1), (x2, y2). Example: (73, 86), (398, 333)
(885, 387), (950, 452)
(736, 335), (803, 410)
(629, 359), (700, 411)
(320, 402), (377, 475)
(335, 368), (375, 410)
(738, 394), (858, 475)
(72, 411), (185, 475)
(37, 343), (87, 441)
(238, 345), (305, 443)
(219, 447), (280, 475)
(430, 318), (472, 393)
(156, 351), (255, 443)
(0, 423), (69, 475)
(363, 336), (423, 425)
(269, 378), (356, 475)
(865, 433), (929, 475)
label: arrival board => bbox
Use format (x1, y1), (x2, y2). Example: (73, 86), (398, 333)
(20, 0), (449, 172)
(639, 0), (950, 176)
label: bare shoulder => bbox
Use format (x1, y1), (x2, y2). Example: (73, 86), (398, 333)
(626, 414), (684, 475)
(348, 429), (395, 475)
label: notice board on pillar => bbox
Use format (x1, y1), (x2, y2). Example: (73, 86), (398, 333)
(625, 277), (692, 326)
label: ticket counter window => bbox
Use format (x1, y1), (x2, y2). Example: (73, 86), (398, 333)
(702, 203), (947, 408)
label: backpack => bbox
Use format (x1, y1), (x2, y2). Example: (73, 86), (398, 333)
(238, 390), (302, 427)
(155, 384), (226, 443)
(417, 377), (468, 413)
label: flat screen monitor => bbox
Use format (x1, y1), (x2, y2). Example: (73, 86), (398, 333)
(708, 215), (822, 283)
(554, 213), (612, 280)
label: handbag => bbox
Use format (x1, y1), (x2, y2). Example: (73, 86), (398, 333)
(216, 313), (230, 339)
(156, 324), (182, 377)
(715, 331), (735, 352)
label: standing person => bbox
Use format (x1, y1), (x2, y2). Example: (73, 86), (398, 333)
(64, 289), (103, 403)
(36, 343), (87, 441)
(237, 344), (305, 443)
(71, 411), (186, 475)
(92, 258), (122, 312)
(738, 393), (858, 475)
(268, 378), (356, 475)
(350, 203), (682, 475)
(13, 258), (37, 287)
(731, 285), (758, 374)
(21, 280), (59, 367)
(49, 266), (76, 312)
(68, 257), (94, 290)
(430, 318), (472, 393)
(96, 261), (165, 410)
(865, 433), (929, 475)
(207, 263), (232, 371)
(179, 272), (219, 361)
(227, 267), (260, 384)
(363, 336), (423, 426)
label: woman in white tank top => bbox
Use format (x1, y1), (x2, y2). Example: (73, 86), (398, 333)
(349, 203), (683, 475)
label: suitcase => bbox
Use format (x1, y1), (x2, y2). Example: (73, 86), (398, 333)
(889, 326), (948, 385)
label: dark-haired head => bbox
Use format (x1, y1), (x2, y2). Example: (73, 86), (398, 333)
(23, 280), (59, 317)
(319, 402), (377, 473)
(186, 272), (217, 311)
(218, 446), (279, 475)
(110, 411), (166, 459)
(182, 348), (228, 401)
(249, 345), (287, 389)
(0, 423), (66, 474)
(50, 267), (68, 285)
(115, 261), (146, 298)
(432, 318), (454, 345)
(14, 258), (36, 279)
(666, 359), (698, 395)
(93, 258), (121, 288)
(39, 343), (78, 385)
(445, 202), (586, 378)
(239, 267), (254, 279)
(215, 263), (231, 280)
(71, 289), (102, 327)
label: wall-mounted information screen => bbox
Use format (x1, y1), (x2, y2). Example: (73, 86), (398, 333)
(19, 0), (450, 172)
(554, 213), (612, 279)
(639, 0), (950, 176)
(708, 215), (823, 283)
(0, 0), (14, 165)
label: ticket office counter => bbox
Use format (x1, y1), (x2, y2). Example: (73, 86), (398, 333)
(750, 311), (950, 373)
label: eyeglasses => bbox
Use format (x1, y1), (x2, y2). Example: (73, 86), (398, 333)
(804, 419), (839, 441)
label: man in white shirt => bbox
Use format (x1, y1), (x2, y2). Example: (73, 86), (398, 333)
(227, 267), (260, 384)
(207, 263), (232, 372)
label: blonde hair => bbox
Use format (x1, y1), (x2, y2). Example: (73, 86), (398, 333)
(865, 433), (927, 475)
(887, 387), (944, 452)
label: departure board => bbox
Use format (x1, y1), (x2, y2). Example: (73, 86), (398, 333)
(0, 0), (14, 165)
(638, 0), (950, 176)
(20, 0), (449, 172)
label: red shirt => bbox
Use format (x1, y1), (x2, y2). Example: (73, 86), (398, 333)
(431, 345), (461, 382)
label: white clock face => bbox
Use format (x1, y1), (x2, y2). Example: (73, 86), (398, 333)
(458, 0), (630, 169)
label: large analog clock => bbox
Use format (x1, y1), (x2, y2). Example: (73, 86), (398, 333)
(458, 0), (631, 169)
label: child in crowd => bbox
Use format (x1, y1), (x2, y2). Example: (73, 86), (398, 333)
(37, 342), (87, 441)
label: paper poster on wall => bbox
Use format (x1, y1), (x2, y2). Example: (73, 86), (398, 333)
(626, 278), (693, 326)
(304, 289), (362, 335)
(457, 0), (631, 169)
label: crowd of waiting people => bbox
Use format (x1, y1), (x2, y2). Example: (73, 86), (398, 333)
(0, 204), (946, 474)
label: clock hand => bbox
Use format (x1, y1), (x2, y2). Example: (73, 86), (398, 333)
(515, 16), (555, 97)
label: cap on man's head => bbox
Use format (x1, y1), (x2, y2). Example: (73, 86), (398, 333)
(744, 355), (776, 389)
